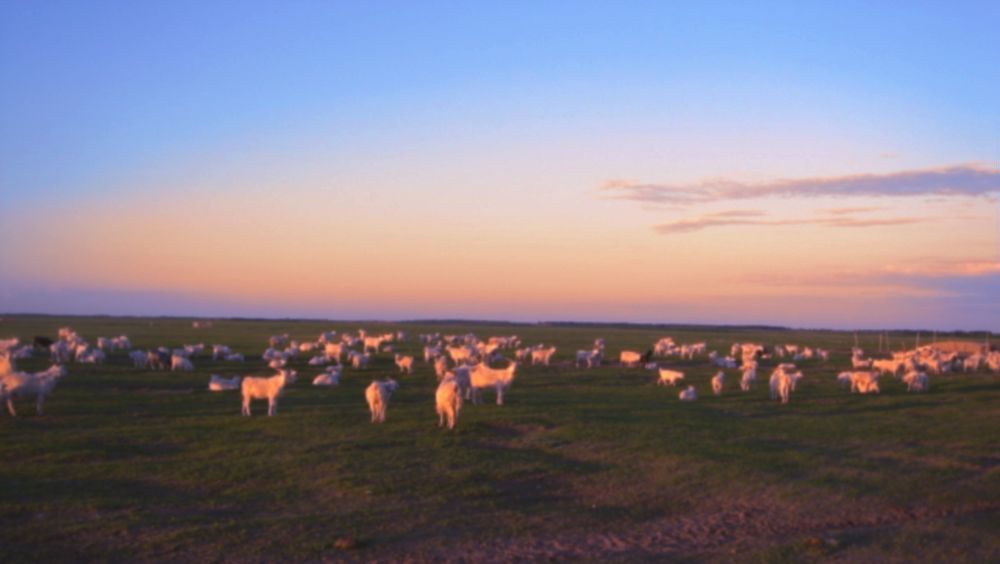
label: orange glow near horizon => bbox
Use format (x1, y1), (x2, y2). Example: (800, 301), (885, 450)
(5, 170), (997, 331)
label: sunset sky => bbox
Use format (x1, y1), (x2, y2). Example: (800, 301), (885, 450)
(2, 2), (998, 330)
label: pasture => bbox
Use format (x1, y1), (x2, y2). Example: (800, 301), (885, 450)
(1, 315), (998, 562)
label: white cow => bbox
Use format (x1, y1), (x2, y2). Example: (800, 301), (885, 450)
(241, 370), (295, 416)
(656, 369), (685, 386)
(435, 377), (463, 430)
(365, 379), (399, 423)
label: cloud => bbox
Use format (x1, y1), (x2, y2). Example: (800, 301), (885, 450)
(654, 216), (808, 234)
(710, 210), (768, 218)
(883, 260), (1000, 278)
(735, 260), (1000, 290)
(653, 211), (924, 234)
(824, 217), (924, 228)
(601, 163), (1000, 205)
(726, 260), (1000, 315)
(821, 206), (884, 215)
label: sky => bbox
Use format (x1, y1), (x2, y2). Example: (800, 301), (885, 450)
(1, 1), (998, 331)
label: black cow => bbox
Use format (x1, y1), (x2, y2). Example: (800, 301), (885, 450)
(640, 349), (654, 364)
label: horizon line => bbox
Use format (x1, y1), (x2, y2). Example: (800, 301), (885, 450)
(2, 311), (995, 336)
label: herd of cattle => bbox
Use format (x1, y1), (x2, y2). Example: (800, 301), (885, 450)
(1, 327), (998, 429)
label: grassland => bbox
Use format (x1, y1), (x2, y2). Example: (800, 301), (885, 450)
(0, 315), (997, 562)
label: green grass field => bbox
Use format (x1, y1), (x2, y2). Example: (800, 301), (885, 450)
(1, 315), (997, 562)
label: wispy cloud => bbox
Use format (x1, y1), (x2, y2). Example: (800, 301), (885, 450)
(654, 216), (808, 234)
(601, 163), (1000, 205)
(710, 210), (768, 218)
(883, 260), (1000, 278)
(825, 217), (924, 228)
(653, 211), (924, 234)
(736, 260), (1000, 288)
(821, 206), (884, 215)
(728, 260), (1000, 306)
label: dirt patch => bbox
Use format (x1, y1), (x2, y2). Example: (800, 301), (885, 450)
(479, 422), (552, 438)
(492, 474), (566, 508)
(385, 497), (1000, 562)
(867, 449), (1000, 473)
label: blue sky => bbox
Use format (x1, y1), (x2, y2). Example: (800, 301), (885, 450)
(2, 1), (998, 329)
(4, 1), (997, 199)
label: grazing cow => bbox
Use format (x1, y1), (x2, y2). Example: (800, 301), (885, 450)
(208, 374), (241, 391)
(576, 348), (603, 368)
(365, 379), (399, 423)
(435, 376), (463, 430)
(1, 362), (68, 416)
(171, 354), (193, 371)
(902, 370), (929, 392)
(468, 361), (517, 405)
(129, 350), (148, 369)
(847, 371), (880, 394)
(740, 367), (757, 392)
(241, 370), (295, 416)
(656, 369), (685, 386)
(350, 352), (371, 369)
(394, 354), (415, 374)
(620, 349), (652, 368)
(312, 370), (341, 387)
(769, 367), (802, 404)
(531, 346), (557, 366)
(711, 371), (725, 396)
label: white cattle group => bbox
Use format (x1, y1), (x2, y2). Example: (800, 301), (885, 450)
(1, 326), (995, 432)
